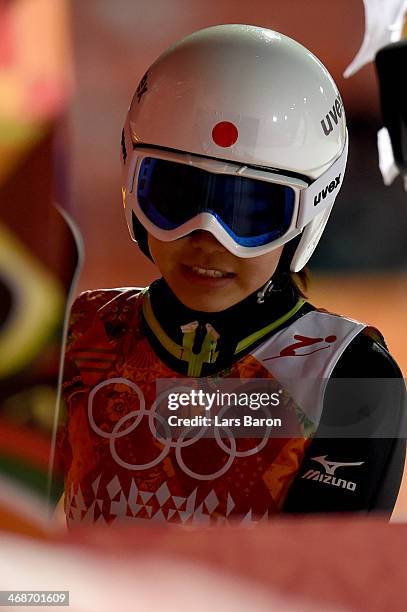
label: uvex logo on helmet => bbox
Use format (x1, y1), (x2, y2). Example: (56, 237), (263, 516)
(321, 95), (343, 136)
(313, 174), (341, 206)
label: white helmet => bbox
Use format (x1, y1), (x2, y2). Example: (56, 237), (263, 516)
(121, 24), (348, 271)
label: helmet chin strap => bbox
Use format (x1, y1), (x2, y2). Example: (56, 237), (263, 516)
(256, 279), (274, 304)
(255, 272), (288, 305)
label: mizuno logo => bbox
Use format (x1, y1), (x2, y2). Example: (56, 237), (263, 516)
(321, 95), (343, 136)
(301, 470), (358, 491)
(313, 174), (341, 206)
(300, 455), (365, 493)
(310, 455), (365, 475)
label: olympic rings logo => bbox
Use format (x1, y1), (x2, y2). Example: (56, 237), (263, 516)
(88, 377), (274, 481)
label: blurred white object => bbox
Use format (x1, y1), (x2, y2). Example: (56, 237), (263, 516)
(345, 1), (407, 190)
(344, 0), (407, 77)
(377, 126), (400, 185)
(0, 534), (346, 612)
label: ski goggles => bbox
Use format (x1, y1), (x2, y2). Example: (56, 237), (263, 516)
(124, 139), (348, 258)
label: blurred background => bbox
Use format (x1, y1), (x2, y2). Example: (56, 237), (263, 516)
(0, 0), (406, 525)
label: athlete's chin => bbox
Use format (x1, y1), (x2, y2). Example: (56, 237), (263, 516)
(168, 277), (243, 312)
(177, 293), (243, 312)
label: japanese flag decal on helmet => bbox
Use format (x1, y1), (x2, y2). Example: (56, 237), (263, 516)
(121, 24), (348, 270)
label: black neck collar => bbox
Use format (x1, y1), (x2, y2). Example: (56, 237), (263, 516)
(141, 276), (304, 376)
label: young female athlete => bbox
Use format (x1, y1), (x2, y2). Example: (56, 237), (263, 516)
(60, 25), (405, 525)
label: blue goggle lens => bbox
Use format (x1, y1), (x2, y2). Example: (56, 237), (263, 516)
(137, 157), (295, 246)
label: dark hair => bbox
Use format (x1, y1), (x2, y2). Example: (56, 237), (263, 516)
(291, 268), (309, 298)
(274, 235), (309, 298)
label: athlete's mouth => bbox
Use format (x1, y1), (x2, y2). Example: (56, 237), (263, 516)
(188, 265), (235, 278)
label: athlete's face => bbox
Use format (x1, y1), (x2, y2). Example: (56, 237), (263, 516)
(148, 231), (283, 312)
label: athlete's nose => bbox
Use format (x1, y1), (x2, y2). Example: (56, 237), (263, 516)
(188, 230), (228, 253)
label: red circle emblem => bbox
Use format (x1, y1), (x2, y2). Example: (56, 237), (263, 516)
(212, 121), (238, 147)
